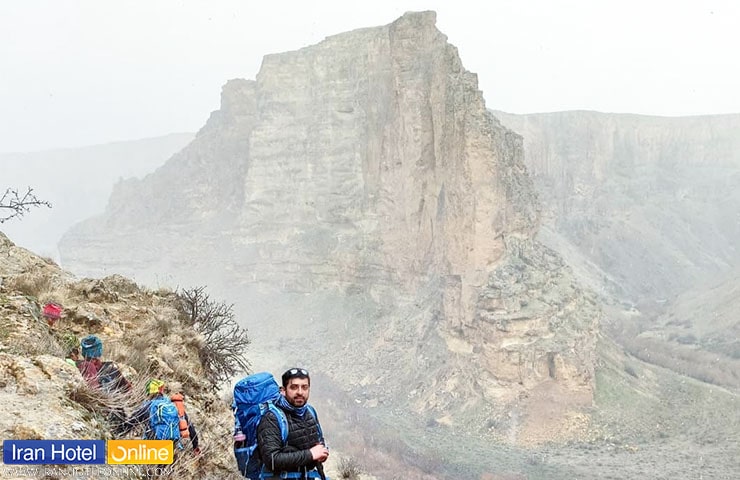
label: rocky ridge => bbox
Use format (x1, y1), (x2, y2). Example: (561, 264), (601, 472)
(1, 133), (193, 260)
(493, 110), (740, 304)
(60, 12), (600, 445)
(493, 110), (740, 390)
(0, 232), (373, 479)
(0, 232), (235, 478)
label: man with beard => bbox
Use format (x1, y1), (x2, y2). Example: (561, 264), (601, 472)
(257, 368), (329, 479)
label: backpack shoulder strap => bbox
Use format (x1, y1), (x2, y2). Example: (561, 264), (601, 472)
(148, 396), (163, 412)
(305, 404), (323, 442)
(146, 398), (164, 437)
(266, 402), (289, 444)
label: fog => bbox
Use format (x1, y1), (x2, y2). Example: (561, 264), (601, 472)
(1, 0), (739, 153)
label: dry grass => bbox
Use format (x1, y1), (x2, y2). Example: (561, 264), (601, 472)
(153, 286), (175, 297)
(338, 456), (363, 479)
(69, 382), (119, 413)
(6, 309), (68, 357)
(11, 424), (43, 440)
(121, 314), (191, 381)
(30, 331), (67, 356)
(6, 273), (54, 299)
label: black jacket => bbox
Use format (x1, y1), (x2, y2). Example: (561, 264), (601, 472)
(257, 405), (323, 474)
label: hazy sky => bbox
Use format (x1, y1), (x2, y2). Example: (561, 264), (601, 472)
(1, 0), (738, 153)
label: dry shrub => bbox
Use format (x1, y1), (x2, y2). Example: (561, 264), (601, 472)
(11, 424), (43, 440)
(68, 383), (127, 439)
(175, 286), (250, 387)
(154, 286), (175, 297)
(41, 256), (57, 266)
(69, 381), (116, 412)
(14, 320), (66, 357)
(0, 186), (51, 222)
(6, 272), (53, 298)
(338, 456), (363, 479)
(153, 315), (175, 337)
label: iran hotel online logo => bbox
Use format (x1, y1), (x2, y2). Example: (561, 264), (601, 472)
(3, 439), (174, 465)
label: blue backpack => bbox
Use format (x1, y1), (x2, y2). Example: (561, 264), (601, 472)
(149, 397), (181, 441)
(232, 372), (323, 480)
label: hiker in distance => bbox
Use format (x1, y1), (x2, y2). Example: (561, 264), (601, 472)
(257, 367), (329, 479)
(63, 333), (81, 367)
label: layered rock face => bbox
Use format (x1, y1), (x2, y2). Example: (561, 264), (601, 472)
(61, 12), (598, 441)
(494, 111), (740, 304)
(494, 110), (740, 390)
(0, 133), (192, 260)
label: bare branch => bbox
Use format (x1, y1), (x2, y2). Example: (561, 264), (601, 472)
(176, 286), (251, 387)
(0, 187), (52, 223)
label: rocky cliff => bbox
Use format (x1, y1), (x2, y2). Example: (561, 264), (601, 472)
(494, 110), (740, 390)
(8, 233), (739, 479)
(60, 11), (599, 447)
(1, 133), (193, 260)
(494, 110), (740, 304)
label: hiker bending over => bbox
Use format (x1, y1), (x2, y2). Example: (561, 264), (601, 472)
(257, 368), (329, 479)
(120, 379), (200, 454)
(76, 335), (131, 393)
(76, 335), (130, 435)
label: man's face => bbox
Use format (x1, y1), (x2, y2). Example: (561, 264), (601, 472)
(282, 377), (310, 407)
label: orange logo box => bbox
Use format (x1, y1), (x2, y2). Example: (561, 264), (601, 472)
(107, 440), (173, 464)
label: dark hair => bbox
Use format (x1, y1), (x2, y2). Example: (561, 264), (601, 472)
(281, 367), (310, 387)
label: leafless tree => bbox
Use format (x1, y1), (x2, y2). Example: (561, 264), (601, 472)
(176, 286), (251, 386)
(0, 187), (51, 223)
